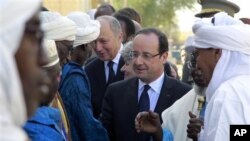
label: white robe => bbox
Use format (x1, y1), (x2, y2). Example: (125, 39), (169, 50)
(162, 89), (203, 141)
(200, 75), (250, 141)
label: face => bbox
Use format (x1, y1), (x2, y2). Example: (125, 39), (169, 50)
(191, 48), (221, 87)
(121, 61), (136, 79)
(15, 11), (50, 117)
(131, 33), (168, 83)
(94, 19), (122, 61)
(41, 63), (61, 105)
(55, 40), (73, 66)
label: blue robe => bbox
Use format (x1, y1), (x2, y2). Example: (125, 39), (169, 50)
(59, 61), (109, 141)
(23, 106), (65, 141)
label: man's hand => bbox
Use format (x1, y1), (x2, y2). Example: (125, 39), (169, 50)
(135, 111), (163, 141)
(187, 111), (204, 141)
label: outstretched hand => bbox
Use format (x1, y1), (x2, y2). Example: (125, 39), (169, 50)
(135, 111), (162, 133)
(135, 111), (163, 141)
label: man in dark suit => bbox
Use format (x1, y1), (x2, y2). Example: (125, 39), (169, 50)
(101, 28), (191, 141)
(85, 15), (124, 118)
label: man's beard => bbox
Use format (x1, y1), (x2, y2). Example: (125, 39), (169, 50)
(194, 84), (207, 96)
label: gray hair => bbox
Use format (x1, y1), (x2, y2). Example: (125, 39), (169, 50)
(121, 41), (133, 63)
(97, 15), (122, 36)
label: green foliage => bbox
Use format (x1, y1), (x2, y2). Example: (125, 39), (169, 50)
(113, 0), (196, 39)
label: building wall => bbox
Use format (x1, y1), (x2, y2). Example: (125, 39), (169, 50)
(43, 0), (98, 15)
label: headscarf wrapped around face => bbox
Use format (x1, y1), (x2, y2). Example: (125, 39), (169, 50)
(0, 0), (41, 140)
(0, 45), (28, 140)
(67, 11), (100, 47)
(0, 0), (41, 125)
(192, 12), (250, 101)
(40, 11), (77, 41)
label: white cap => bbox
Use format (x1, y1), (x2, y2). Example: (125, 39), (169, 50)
(42, 39), (59, 67)
(40, 11), (77, 41)
(67, 11), (100, 47)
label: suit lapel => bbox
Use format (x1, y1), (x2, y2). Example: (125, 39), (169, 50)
(97, 59), (106, 87)
(154, 75), (174, 121)
(127, 78), (139, 117)
(115, 57), (125, 81)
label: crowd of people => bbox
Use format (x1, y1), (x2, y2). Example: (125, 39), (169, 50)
(1, 0), (250, 141)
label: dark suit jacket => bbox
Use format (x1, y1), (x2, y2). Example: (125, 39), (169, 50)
(85, 57), (125, 118)
(101, 75), (191, 141)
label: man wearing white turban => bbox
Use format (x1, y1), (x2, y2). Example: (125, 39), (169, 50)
(0, 0), (49, 140)
(40, 11), (77, 67)
(190, 12), (250, 141)
(24, 39), (67, 141)
(59, 12), (109, 141)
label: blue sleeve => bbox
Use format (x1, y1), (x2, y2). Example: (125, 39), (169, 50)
(23, 122), (65, 141)
(162, 128), (173, 141)
(60, 74), (109, 141)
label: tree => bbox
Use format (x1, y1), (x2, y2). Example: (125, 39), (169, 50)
(112, 0), (196, 40)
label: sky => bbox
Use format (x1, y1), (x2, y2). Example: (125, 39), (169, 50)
(177, 0), (249, 32)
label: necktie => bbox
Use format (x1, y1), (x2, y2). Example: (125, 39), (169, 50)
(107, 61), (115, 85)
(138, 85), (151, 141)
(139, 85), (150, 112)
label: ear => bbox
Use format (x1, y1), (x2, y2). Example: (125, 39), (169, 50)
(118, 31), (123, 42)
(161, 52), (168, 64)
(214, 49), (222, 62)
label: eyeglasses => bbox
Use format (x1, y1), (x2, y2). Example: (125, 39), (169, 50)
(129, 51), (161, 60)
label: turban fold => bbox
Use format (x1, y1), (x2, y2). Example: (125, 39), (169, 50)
(40, 11), (77, 41)
(67, 11), (100, 47)
(192, 12), (250, 55)
(42, 39), (59, 67)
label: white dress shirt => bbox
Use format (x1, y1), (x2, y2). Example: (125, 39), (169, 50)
(104, 44), (123, 82)
(138, 73), (164, 111)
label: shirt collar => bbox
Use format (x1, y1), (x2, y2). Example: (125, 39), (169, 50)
(104, 43), (123, 66)
(138, 72), (165, 93)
